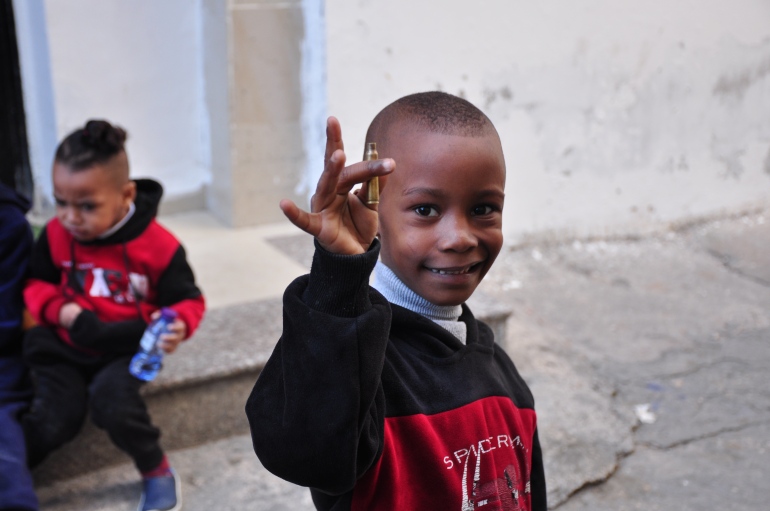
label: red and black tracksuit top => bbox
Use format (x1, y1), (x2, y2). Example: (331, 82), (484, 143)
(246, 240), (547, 511)
(24, 179), (204, 355)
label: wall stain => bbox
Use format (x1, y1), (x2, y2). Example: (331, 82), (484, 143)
(713, 55), (770, 101)
(764, 146), (770, 177)
(716, 150), (745, 180)
(661, 155), (690, 173)
(483, 86), (514, 109)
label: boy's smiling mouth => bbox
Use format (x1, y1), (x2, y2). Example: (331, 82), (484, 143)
(427, 262), (483, 275)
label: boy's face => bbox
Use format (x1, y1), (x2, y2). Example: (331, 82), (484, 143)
(377, 128), (506, 306)
(52, 155), (135, 242)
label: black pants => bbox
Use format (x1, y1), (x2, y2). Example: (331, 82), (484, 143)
(21, 326), (164, 472)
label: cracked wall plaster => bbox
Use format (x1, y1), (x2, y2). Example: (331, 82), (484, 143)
(327, 0), (770, 242)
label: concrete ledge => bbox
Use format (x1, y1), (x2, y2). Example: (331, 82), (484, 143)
(34, 291), (510, 485)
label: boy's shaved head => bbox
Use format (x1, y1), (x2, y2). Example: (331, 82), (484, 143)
(365, 91), (497, 152)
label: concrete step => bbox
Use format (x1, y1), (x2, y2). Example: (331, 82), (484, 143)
(32, 289), (511, 486)
(36, 434), (315, 511)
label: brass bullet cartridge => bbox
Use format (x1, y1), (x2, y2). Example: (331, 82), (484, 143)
(365, 142), (379, 205)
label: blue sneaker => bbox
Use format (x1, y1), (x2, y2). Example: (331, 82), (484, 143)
(137, 469), (182, 511)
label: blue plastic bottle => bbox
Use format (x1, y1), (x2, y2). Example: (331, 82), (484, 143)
(129, 308), (178, 381)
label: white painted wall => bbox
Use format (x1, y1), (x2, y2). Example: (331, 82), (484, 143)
(298, 0), (328, 202)
(326, 0), (770, 242)
(12, 0), (57, 213)
(17, 0), (770, 237)
(41, 0), (209, 203)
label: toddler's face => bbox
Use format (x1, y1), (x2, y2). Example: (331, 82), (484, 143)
(377, 129), (506, 306)
(53, 159), (134, 242)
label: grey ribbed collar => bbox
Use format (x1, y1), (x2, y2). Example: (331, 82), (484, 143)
(372, 261), (467, 343)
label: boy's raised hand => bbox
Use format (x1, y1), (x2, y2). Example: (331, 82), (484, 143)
(280, 117), (394, 255)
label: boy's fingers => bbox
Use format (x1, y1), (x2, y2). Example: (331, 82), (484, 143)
(356, 181), (379, 212)
(280, 199), (320, 236)
(167, 321), (184, 333)
(159, 338), (179, 354)
(336, 158), (394, 193)
(312, 149), (347, 212)
(350, 187), (378, 215)
(323, 116), (344, 166)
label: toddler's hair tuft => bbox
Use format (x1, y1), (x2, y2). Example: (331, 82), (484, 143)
(55, 119), (128, 171)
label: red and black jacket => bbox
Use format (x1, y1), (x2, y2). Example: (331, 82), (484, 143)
(24, 179), (204, 355)
(246, 240), (547, 511)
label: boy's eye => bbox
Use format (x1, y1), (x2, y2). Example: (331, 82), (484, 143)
(79, 203), (96, 212)
(472, 205), (495, 216)
(54, 198), (66, 208)
(414, 205), (438, 217)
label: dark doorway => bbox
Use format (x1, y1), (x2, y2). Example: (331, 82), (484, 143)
(0, 0), (32, 200)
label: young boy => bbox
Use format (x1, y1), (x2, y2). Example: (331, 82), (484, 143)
(0, 182), (37, 511)
(246, 92), (546, 510)
(22, 120), (205, 511)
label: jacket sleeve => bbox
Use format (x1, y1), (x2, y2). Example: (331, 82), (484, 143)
(68, 309), (147, 355)
(0, 211), (33, 349)
(23, 225), (68, 326)
(245, 239), (391, 495)
(155, 245), (205, 338)
(529, 428), (548, 511)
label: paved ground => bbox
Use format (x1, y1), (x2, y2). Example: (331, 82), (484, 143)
(35, 209), (770, 510)
(481, 211), (770, 510)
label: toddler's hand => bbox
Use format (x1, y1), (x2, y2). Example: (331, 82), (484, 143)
(60, 302), (83, 329)
(280, 116), (394, 255)
(156, 317), (186, 354)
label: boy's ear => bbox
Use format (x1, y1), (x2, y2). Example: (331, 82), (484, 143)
(122, 180), (137, 205)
